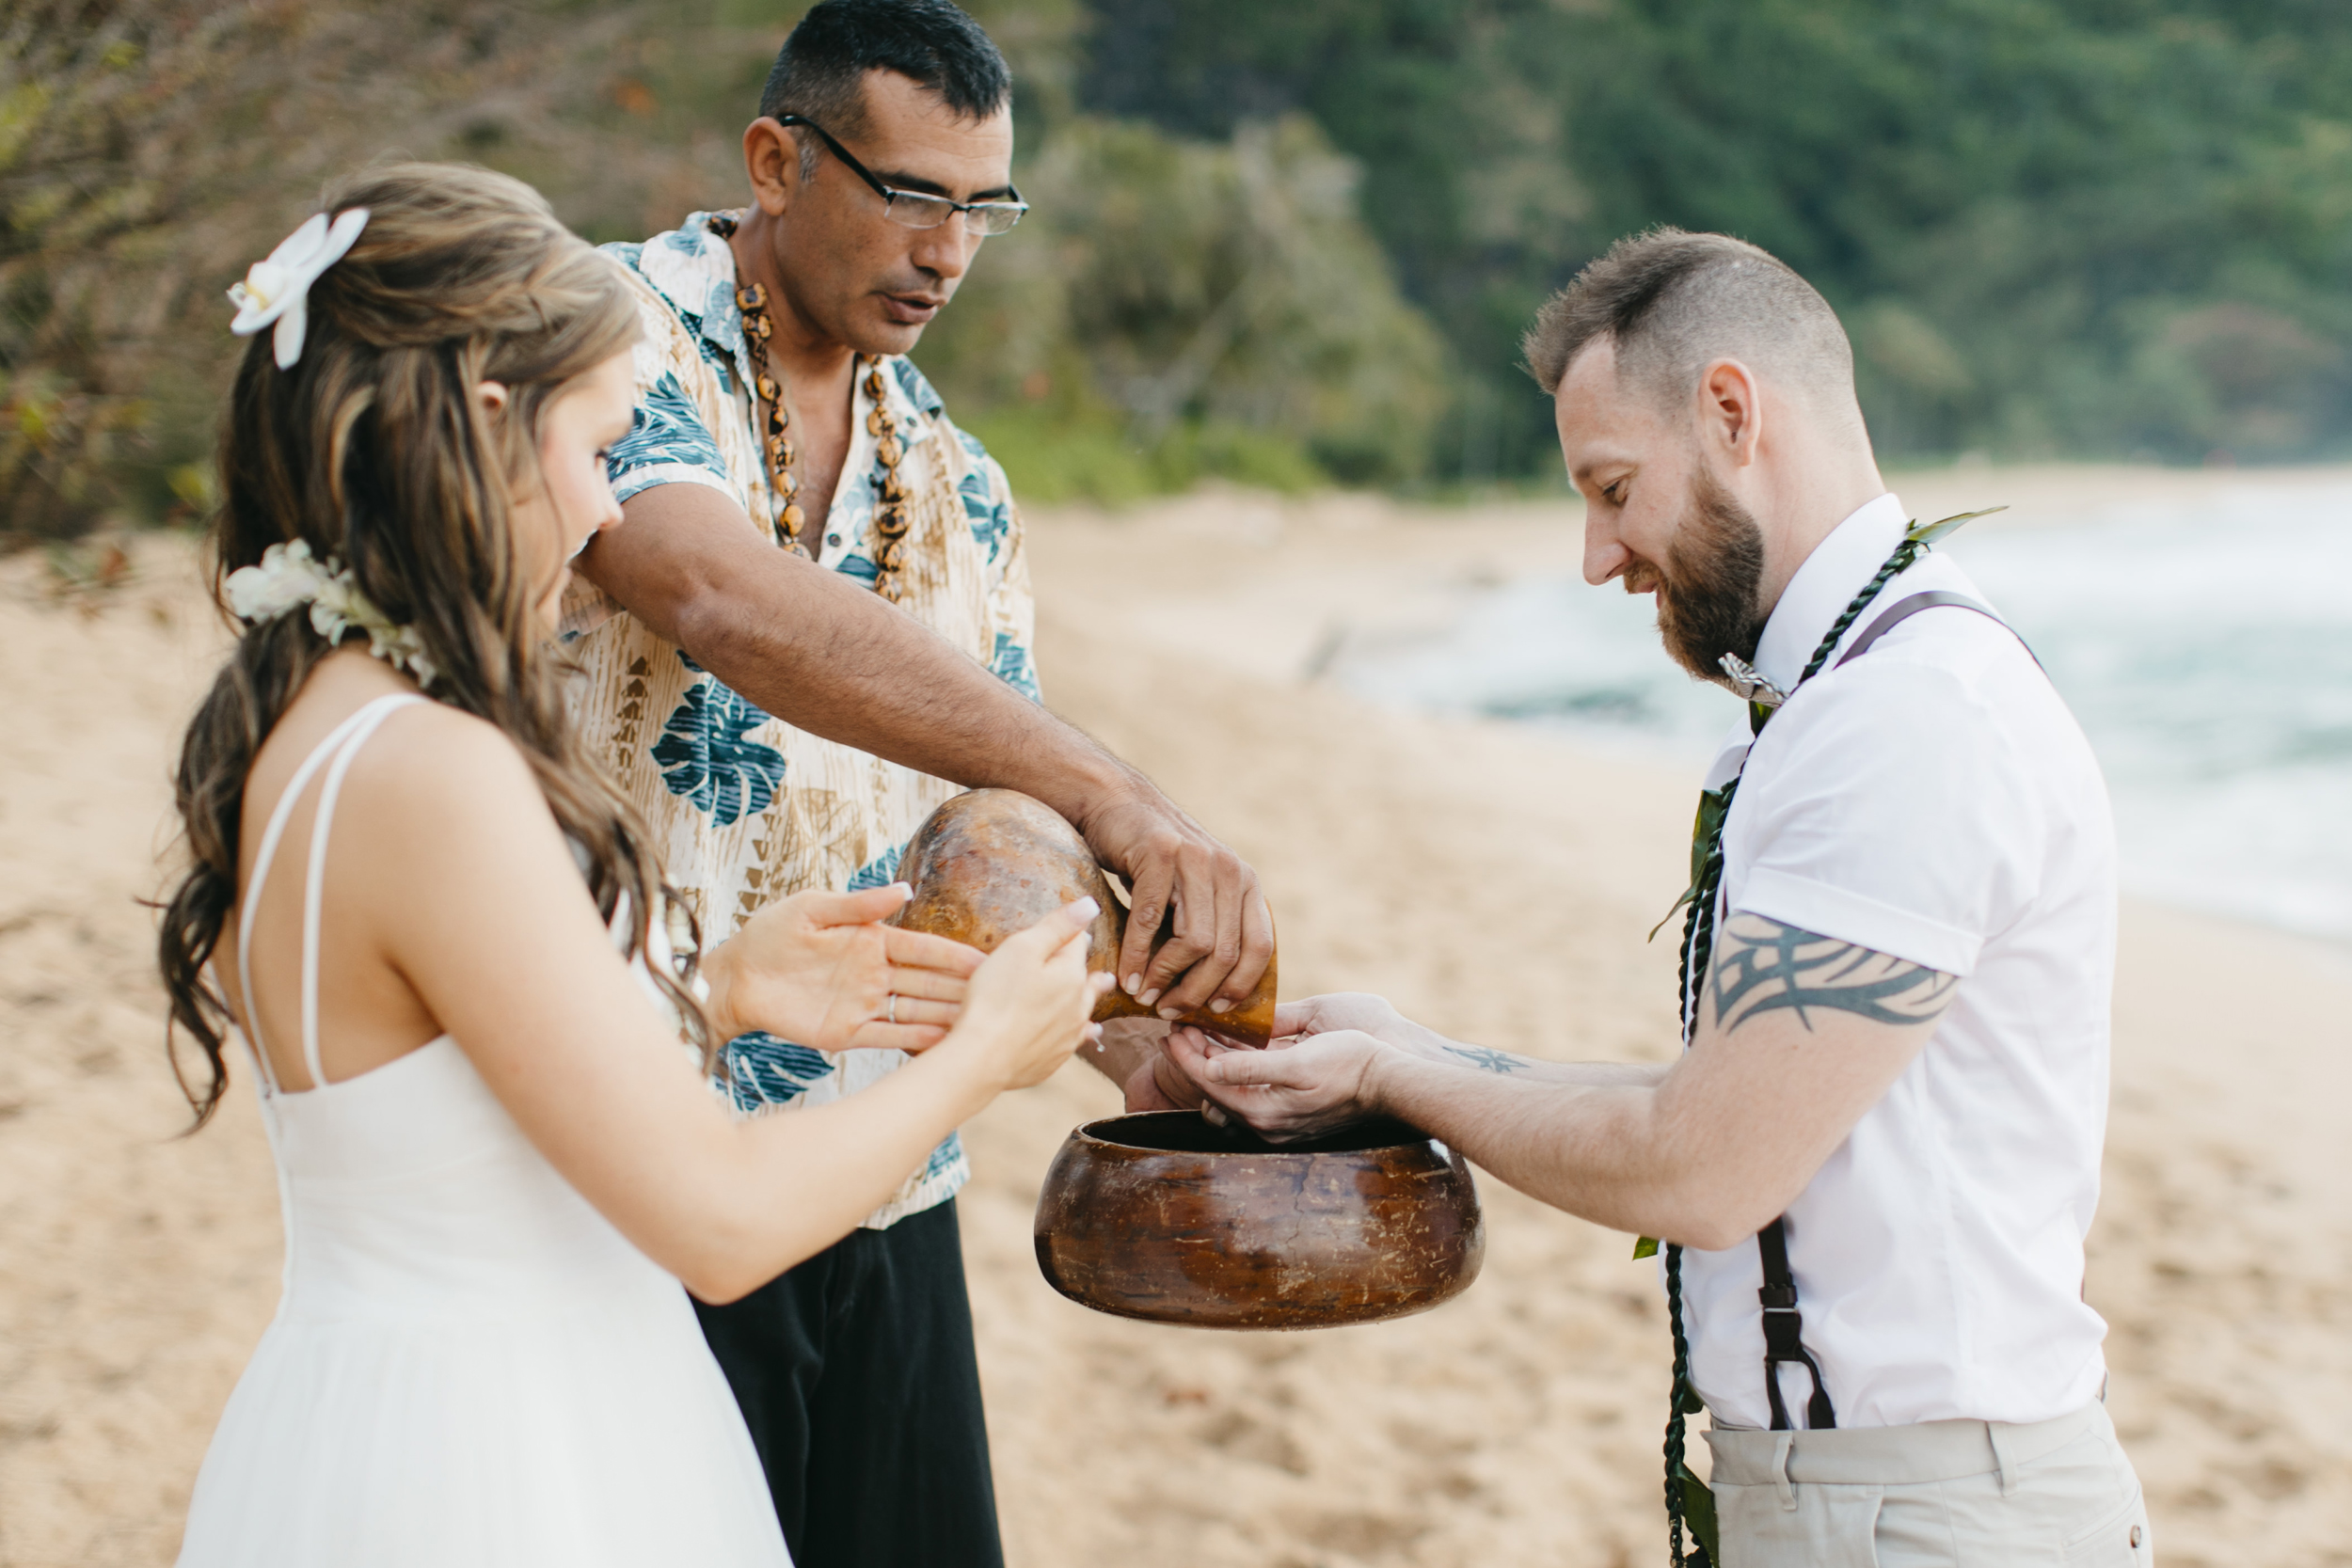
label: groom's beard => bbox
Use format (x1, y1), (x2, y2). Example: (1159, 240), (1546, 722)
(1641, 466), (1769, 683)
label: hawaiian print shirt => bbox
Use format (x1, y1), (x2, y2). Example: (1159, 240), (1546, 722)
(562, 213), (1038, 1229)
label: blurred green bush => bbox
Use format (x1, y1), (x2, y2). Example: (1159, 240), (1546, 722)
(919, 114), (1450, 500)
(0, 0), (732, 545)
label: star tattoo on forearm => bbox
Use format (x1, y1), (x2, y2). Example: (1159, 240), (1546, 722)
(1708, 912), (1958, 1034)
(1441, 1043), (1526, 1073)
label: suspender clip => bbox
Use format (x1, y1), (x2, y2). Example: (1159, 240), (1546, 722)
(1757, 1218), (1838, 1433)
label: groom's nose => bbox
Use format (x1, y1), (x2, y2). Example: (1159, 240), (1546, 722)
(1583, 515), (1633, 587)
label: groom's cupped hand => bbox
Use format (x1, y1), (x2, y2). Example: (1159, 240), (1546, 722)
(1164, 1022), (1389, 1144)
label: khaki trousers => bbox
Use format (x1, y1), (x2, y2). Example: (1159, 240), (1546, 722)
(1702, 1401), (2152, 1567)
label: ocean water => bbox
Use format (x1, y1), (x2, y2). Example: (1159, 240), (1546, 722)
(1330, 483), (2352, 942)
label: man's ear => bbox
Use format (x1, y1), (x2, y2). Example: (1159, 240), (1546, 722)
(742, 117), (801, 218)
(1697, 358), (1764, 468)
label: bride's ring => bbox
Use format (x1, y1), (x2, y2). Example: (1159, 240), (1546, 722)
(886, 994), (898, 1025)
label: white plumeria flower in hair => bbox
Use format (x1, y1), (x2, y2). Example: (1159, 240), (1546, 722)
(222, 540), (437, 689)
(227, 208), (370, 369)
(224, 540), (333, 624)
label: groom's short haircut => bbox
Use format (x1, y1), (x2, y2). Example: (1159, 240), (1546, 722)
(1523, 229), (1858, 427)
(759, 0), (1011, 176)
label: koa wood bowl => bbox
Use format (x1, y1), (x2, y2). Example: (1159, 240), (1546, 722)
(1033, 1111), (1485, 1330)
(888, 788), (1278, 1044)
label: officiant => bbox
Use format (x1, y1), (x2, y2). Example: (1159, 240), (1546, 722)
(559, 4), (1269, 1564)
(1167, 230), (2153, 1567)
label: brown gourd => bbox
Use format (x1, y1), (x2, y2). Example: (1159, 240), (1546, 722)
(887, 789), (1277, 1045)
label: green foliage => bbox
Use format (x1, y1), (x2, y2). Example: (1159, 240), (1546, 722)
(1, 0), (1449, 535)
(919, 113), (1452, 499)
(43, 0), (2348, 532)
(0, 0), (765, 544)
(1082, 0), (2352, 469)
(955, 405), (1158, 505)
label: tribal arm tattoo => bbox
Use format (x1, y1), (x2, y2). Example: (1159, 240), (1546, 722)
(1708, 911), (1959, 1035)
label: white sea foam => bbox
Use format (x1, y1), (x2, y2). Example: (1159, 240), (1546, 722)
(1332, 482), (2352, 942)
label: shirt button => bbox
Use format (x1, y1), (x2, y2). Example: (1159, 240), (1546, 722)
(2129, 1526), (2142, 1548)
(827, 533), (841, 546)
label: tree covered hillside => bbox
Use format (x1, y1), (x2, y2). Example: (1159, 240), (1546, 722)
(1084, 0), (2352, 475)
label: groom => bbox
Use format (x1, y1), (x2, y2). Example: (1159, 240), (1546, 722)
(562, 3), (1269, 1564)
(1171, 230), (2152, 1566)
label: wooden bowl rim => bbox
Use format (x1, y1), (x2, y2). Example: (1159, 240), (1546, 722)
(1069, 1110), (1443, 1160)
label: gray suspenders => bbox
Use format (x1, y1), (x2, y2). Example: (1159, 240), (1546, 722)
(1836, 590), (2026, 671)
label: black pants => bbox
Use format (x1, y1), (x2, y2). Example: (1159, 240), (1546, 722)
(693, 1197), (1004, 1568)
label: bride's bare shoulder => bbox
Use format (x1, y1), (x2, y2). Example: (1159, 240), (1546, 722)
(323, 698), (585, 932)
(262, 654), (555, 851)
(353, 698), (546, 819)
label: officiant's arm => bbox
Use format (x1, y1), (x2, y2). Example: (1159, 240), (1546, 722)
(578, 483), (1274, 1030)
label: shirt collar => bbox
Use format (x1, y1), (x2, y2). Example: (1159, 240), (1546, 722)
(1750, 491), (1910, 692)
(635, 214), (746, 361)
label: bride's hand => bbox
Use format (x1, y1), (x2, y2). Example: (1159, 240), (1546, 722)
(702, 883), (984, 1053)
(940, 899), (1118, 1093)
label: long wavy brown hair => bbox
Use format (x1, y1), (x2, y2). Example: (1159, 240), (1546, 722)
(158, 162), (706, 1128)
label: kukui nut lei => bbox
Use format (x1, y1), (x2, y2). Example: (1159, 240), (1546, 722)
(707, 211), (913, 603)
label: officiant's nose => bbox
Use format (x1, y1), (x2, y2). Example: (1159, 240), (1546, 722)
(905, 221), (983, 287)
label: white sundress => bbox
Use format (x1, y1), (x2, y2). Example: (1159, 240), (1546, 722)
(175, 693), (790, 1567)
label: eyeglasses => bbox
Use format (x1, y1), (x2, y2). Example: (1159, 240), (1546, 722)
(776, 115), (1028, 236)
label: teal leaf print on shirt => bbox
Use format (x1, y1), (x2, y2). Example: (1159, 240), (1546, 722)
(991, 632), (1041, 703)
(725, 1031), (832, 1111)
(893, 356), (946, 418)
(652, 676), (787, 827)
(847, 845), (903, 892)
(961, 467), (1011, 562)
(604, 370), (728, 502)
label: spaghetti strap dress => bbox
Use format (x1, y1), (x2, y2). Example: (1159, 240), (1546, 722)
(175, 693), (790, 1567)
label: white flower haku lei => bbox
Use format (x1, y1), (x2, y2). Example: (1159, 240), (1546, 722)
(225, 541), (438, 689)
(227, 209), (370, 369)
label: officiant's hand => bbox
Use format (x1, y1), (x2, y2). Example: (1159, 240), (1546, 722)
(1073, 780), (1273, 1023)
(703, 883), (984, 1054)
(1164, 1023), (1391, 1143)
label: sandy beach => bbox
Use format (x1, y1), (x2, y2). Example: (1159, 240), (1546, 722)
(3, 475), (2347, 1567)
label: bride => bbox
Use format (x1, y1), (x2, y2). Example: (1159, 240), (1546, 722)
(154, 163), (1107, 1567)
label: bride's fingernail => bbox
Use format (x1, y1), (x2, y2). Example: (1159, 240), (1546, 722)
(1138, 990), (1160, 1007)
(1208, 999), (1231, 1013)
(1123, 974), (1141, 995)
(1074, 896), (1099, 918)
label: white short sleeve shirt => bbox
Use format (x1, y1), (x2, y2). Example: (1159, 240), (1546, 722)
(1680, 493), (2119, 1431)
